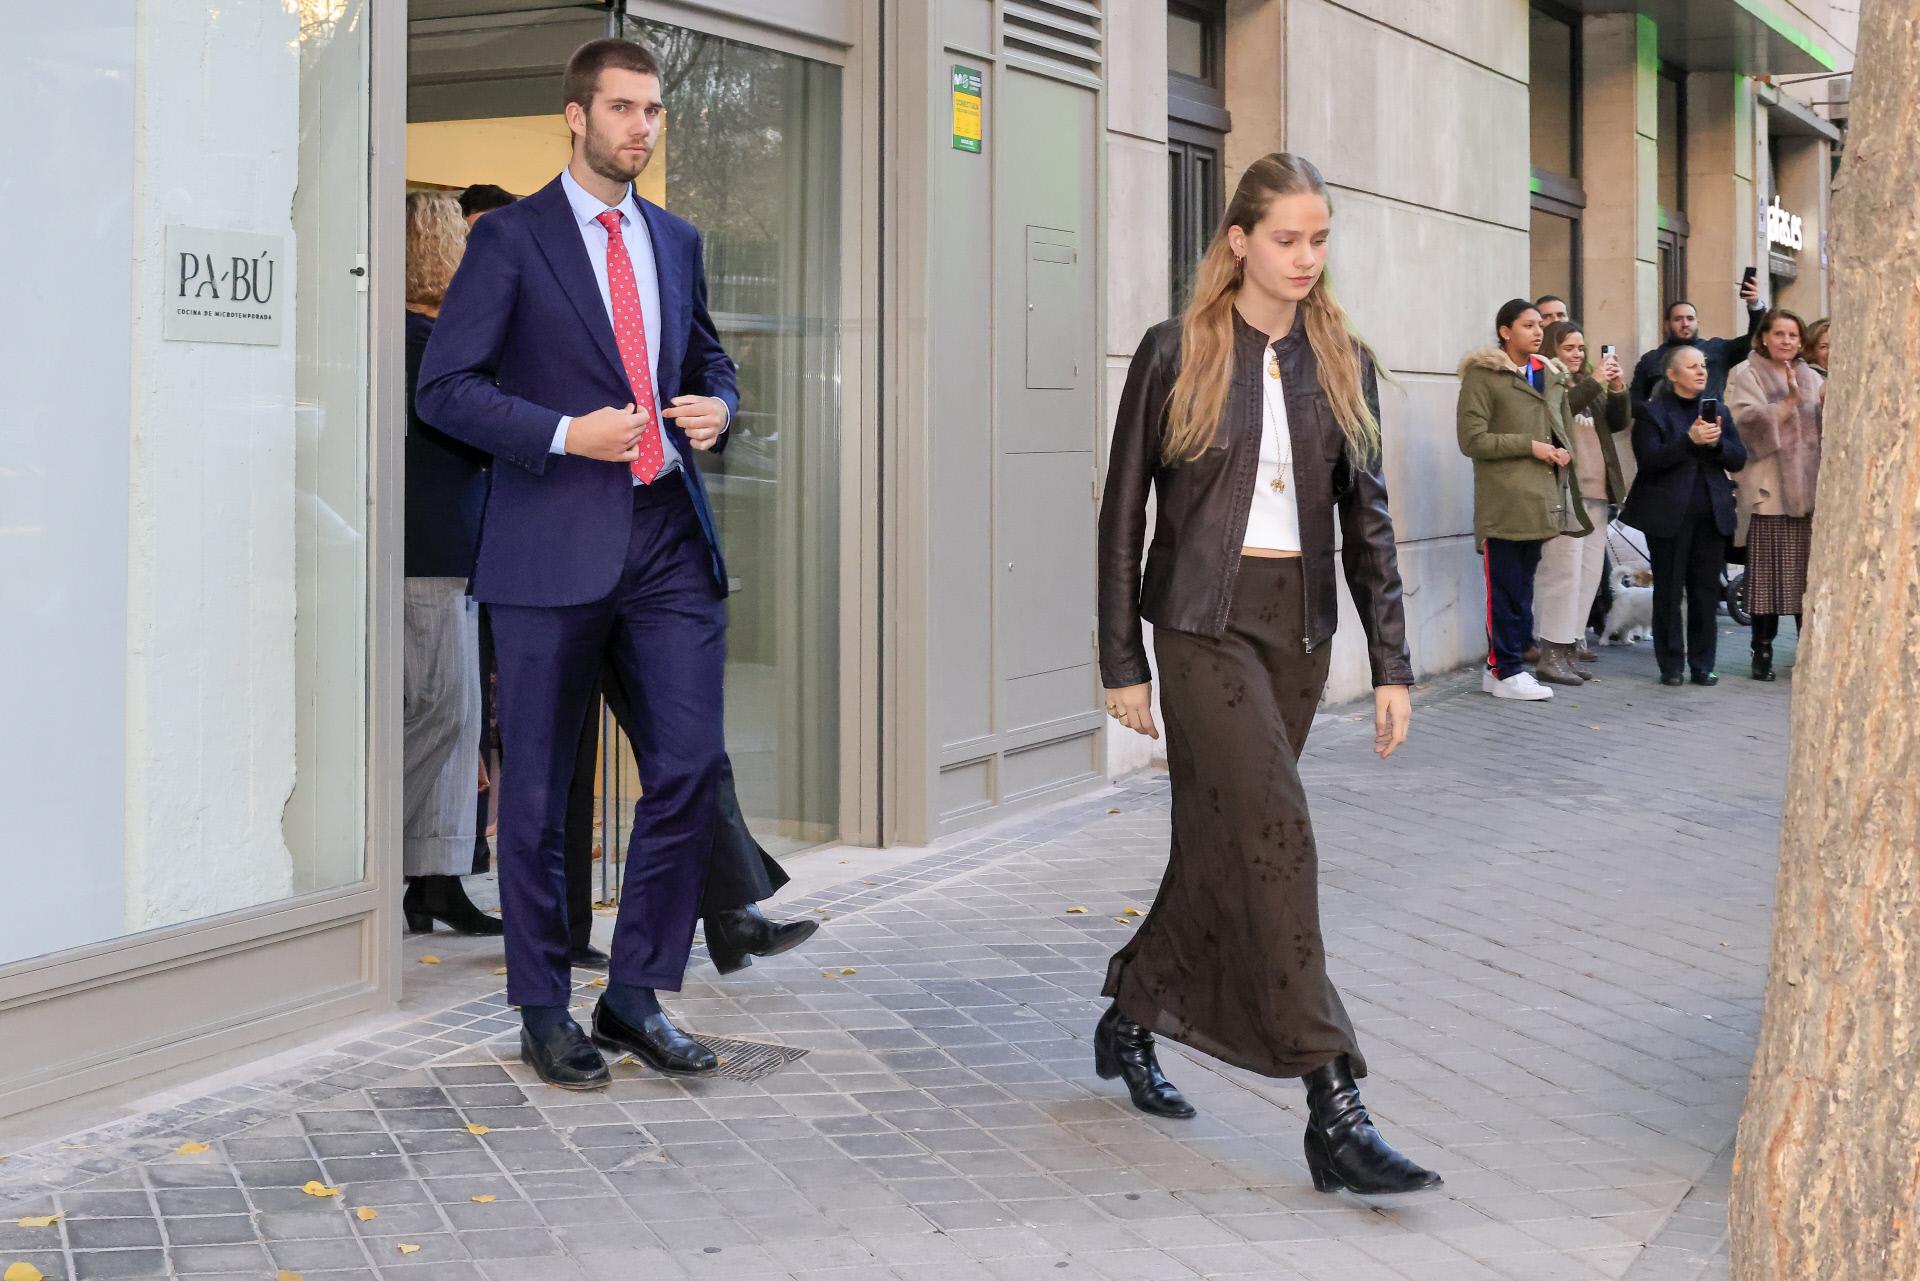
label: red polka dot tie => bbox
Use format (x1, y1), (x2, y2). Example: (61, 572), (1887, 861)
(595, 210), (665, 483)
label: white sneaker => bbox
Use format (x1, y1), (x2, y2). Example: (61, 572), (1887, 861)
(1482, 668), (1554, 701)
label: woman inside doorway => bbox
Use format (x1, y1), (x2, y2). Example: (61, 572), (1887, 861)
(1096, 152), (1438, 1196)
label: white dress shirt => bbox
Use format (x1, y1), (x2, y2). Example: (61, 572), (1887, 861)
(549, 167), (684, 482)
(1245, 347), (1303, 553)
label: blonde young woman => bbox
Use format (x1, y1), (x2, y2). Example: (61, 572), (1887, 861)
(1097, 153), (1438, 1195)
(400, 192), (500, 936)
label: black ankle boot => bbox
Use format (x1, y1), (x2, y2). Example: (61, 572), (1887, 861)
(403, 875), (504, 936)
(1751, 641), (1775, 681)
(1301, 1055), (1441, 1194)
(1092, 1004), (1195, 1119)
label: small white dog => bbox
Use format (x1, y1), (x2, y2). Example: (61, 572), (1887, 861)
(1602, 566), (1656, 645)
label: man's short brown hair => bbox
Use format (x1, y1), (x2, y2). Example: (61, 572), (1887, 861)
(563, 38), (661, 112)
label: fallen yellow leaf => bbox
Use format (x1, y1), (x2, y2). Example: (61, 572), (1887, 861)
(397, 1244), (421, 1255)
(1065, 906), (1087, 914)
(301, 1181), (341, 1198)
(1107, 808), (1121, 814)
(6, 1263), (47, 1281)
(862, 880), (877, 886)
(175, 1141), (210, 1156)
(419, 955), (440, 966)
(492, 967), (509, 976)
(1115, 917), (1134, 925)
(278, 1272), (303, 1281)
(820, 970), (838, 979)
(15, 1215), (60, 1229)
(1121, 907), (1142, 917)
(355, 1207), (378, 1222)
(840, 968), (857, 976)
(465, 1124), (490, 1136)
(469, 1194), (496, 1204)
(589, 977), (608, 988)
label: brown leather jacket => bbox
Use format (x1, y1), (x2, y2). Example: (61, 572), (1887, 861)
(1098, 309), (1414, 690)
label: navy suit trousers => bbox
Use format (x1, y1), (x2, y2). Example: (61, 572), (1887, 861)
(489, 473), (726, 1009)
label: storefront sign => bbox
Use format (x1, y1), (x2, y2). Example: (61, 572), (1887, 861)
(162, 226), (287, 345)
(951, 66), (983, 154)
(1765, 196), (1804, 254)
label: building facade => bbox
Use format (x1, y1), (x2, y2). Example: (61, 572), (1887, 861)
(0, 0), (1852, 1119)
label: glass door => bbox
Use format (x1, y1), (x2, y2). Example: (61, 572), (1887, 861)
(621, 15), (844, 858)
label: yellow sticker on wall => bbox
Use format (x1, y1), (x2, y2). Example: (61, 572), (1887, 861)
(952, 66), (983, 153)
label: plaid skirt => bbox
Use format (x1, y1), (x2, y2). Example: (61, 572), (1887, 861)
(1746, 515), (1812, 616)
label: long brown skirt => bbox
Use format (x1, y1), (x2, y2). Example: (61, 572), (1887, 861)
(1104, 556), (1367, 1079)
(1745, 514), (1812, 617)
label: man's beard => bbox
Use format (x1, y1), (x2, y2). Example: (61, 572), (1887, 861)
(584, 126), (646, 185)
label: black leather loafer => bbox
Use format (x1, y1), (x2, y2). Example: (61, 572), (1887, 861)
(520, 1019), (610, 1091)
(567, 943), (611, 968)
(705, 904), (820, 975)
(1691, 671), (1719, 686)
(591, 1000), (718, 1076)
(1660, 674), (1686, 687)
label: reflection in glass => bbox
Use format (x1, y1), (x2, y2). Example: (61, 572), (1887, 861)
(0, 1), (370, 970)
(1528, 9), (1576, 178)
(1530, 207), (1577, 309)
(629, 20), (843, 854)
(284, 0), (372, 894)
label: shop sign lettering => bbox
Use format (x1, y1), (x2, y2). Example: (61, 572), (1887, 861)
(162, 226), (287, 345)
(1765, 197), (1804, 253)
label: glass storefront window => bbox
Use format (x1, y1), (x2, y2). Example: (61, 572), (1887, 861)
(0, 1), (370, 966)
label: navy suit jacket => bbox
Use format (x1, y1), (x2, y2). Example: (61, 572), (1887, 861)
(1620, 389), (1748, 540)
(416, 175), (739, 606)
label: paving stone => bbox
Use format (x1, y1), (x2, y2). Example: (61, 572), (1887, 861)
(0, 654), (1797, 1280)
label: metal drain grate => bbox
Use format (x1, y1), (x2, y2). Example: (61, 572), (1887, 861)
(697, 1036), (811, 1082)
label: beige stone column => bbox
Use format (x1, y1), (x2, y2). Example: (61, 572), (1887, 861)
(1223, 0), (1284, 183)
(1684, 71), (1757, 340)
(1579, 13), (1661, 360)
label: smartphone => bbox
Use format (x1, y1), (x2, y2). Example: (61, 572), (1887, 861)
(1600, 344), (1616, 360)
(1742, 266), (1758, 289)
(1701, 397), (1720, 422)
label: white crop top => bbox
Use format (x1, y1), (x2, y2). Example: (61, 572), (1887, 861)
(1244, 347), (1303, 552)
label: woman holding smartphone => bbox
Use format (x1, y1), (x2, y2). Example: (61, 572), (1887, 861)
(1097, 153), (1437, 1195)
(1531, 321), (1629, 682)
(1620, 348), (1749, 685)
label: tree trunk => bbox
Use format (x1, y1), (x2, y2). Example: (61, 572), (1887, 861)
(1729, 4), (1920, 1277)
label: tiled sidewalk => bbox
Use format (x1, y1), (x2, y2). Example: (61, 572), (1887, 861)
(0, 636), (1795, 1281)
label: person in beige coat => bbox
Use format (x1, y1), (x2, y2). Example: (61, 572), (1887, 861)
(1724, 308), (1823, 681)
(1531, 321), (1629, 685)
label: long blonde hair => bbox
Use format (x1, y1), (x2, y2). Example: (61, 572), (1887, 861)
(1163, 153), (1383, 466)
(405, 191), (467, 310)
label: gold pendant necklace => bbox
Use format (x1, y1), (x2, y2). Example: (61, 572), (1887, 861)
(1270, 470), (1287, 493)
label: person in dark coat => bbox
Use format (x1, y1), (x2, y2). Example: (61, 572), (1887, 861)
(402, 192), (502, 936)
(1628, 280), (1766, 412)
(1619, 346), (1749, 686)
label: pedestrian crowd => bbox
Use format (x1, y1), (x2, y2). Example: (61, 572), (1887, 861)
(1456, 284), (1826, 699)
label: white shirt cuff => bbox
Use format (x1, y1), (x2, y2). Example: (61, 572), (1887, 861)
(551, 416), (571, 455)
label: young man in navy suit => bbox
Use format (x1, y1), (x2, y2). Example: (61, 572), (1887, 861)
(418, 38), (738, 1089)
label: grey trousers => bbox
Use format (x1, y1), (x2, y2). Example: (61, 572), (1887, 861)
(403, 578), (482, 877)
